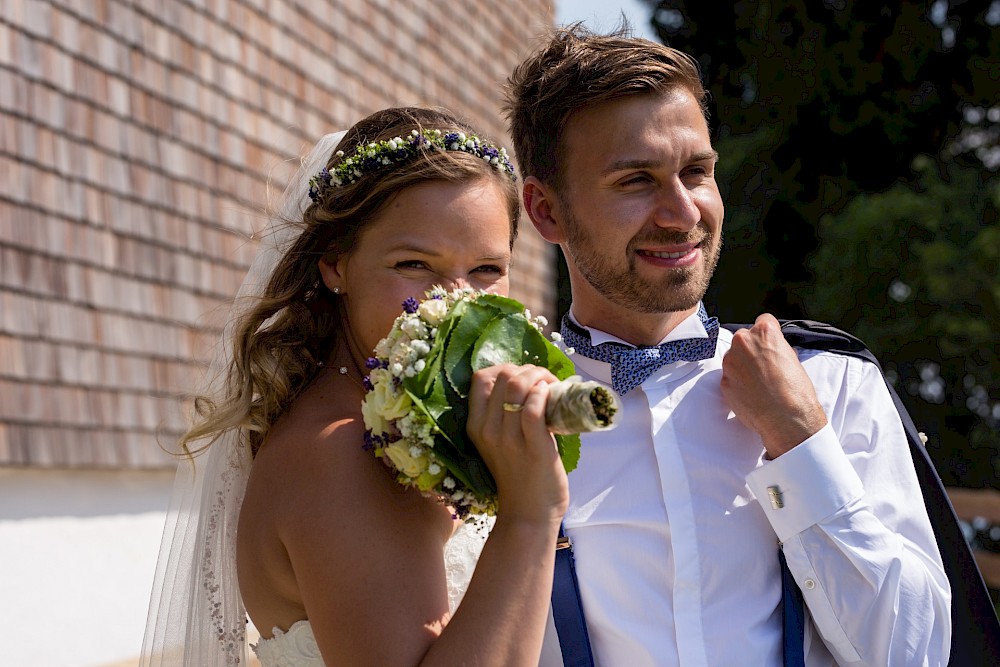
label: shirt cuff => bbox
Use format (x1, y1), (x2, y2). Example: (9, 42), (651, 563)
(746, 423), (864, 543)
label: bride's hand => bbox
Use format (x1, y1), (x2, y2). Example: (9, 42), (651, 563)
(466, 364), (569, 526)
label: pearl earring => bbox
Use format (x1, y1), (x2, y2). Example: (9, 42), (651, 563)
(333, 287), (341, 294)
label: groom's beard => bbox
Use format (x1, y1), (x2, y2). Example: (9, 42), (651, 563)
(563, 209), (722, 314)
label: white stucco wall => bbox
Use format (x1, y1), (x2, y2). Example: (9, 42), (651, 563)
(0, 467), (174, 667)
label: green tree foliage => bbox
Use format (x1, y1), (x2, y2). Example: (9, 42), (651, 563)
(807, 158), (999, 484)
(646, 0), (1000, 484)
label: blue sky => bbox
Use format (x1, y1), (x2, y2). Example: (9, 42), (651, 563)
(555, 0), (658, 41)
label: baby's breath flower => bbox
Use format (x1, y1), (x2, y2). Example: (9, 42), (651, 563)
(400, 316), (428, 339)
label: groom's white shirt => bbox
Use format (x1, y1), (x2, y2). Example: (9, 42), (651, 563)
(538, 306), (950, 666)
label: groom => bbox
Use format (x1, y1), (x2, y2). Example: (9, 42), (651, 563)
(505, 27), (952, 665)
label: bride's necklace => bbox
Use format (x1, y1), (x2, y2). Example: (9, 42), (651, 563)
(321, 335), (368, 392)
(336, 360), (366, 390)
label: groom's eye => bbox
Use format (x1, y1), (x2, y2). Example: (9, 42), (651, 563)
(620, 173), (653, 186)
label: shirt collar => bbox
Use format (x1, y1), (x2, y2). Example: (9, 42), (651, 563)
(567, 303), (711, 349)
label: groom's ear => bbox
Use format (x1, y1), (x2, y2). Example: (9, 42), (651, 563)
(522, 176), (567, 244)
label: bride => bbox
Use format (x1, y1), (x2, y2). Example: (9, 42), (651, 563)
(141, 107), (568, 665)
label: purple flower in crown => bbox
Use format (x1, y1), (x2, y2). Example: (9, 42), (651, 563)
(307, 168), (332, 202)
(409, 132), (431, 149)
(360, 155), (383, 171)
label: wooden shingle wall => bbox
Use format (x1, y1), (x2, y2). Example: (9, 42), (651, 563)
(0, 0), (556, 468)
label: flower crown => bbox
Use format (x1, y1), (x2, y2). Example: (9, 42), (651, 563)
(308, 129), (516, 202)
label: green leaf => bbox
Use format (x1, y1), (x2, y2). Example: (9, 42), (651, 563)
(406, 379), (449, 423)
(474, 292), (526, 315)
(405, 381), (497, 497)
(539, 332), (577, 381)
(471, 315), (539, 369)
(426, 443), (496, 497)
(555, 433), (581, 473)
(444, 301), (502, 398)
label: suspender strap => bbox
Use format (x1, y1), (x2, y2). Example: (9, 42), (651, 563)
(551, 523), (596, 667)
(780, 548), (807, 667)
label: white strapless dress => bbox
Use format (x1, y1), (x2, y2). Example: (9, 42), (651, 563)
(252, 519), (492, 666)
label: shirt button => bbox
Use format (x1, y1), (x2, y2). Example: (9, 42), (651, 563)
(803, 578), (816, 590)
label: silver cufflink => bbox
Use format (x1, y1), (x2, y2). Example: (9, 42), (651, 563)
(767, 485), (784, 509)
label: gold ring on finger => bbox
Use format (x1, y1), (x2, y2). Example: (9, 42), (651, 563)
(502, 402), (524, 412)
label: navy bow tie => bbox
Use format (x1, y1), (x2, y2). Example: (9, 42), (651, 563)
(560, 305), (720, 395)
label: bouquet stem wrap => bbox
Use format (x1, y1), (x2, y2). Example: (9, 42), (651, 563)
(362, 287), (619, 520)
(545, 378), (620, 435)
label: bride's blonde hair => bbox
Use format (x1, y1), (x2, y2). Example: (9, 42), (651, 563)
(180, 107), (520, 458)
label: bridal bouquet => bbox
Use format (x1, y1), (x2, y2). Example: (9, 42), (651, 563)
(362, 287), (619, 519)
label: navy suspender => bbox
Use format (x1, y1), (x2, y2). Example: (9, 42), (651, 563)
(549, 524), (806, 666)
(551, 524), (596, 666)
(780, 549), (807, 667)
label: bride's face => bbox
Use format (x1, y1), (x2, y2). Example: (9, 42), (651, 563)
(320, 177), (513, 358)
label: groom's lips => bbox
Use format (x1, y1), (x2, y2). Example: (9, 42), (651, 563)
(636, 242), (701, 267)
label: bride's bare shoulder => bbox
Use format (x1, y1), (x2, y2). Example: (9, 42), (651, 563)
(244, 372), (447, 527)
(248, 378), (379, 503)
(237, 374), (424, 634)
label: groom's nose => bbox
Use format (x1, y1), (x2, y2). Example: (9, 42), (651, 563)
(651, 178), (700, 231)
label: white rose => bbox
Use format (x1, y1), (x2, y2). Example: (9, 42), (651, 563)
(360, 394), (389, 435)
(368, 367), (390, 386)
(418, 298), (449, 326)
(383, 440), (428, 478)
(373, 379), (412, 421)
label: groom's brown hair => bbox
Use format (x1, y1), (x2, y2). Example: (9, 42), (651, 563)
(503, 24), (708, 187)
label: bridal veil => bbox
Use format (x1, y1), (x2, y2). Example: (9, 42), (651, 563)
(140, 131), (346, 666)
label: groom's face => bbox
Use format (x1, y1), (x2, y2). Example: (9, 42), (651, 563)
(552, 90), (724, 316)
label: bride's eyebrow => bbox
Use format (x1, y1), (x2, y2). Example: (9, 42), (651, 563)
(387, 240), (508, 258)
(386, 241), (439, 255)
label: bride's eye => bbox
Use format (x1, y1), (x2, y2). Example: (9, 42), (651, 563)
(472, 264), (504, 275)
(395, 260), (428, 270)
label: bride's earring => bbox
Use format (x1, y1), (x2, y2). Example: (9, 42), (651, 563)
(333, 287), (341, 294)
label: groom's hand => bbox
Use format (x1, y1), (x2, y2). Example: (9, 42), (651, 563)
(720, 313), (828, 458)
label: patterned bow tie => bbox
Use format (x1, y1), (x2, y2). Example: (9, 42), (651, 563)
(560, 304), (720, 395)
